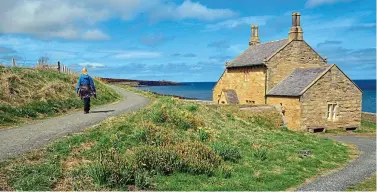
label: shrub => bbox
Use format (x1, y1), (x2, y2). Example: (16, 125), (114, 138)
(135, 170), (154, 190)
(211, 142), (241, 162)
(133, 122), (177, 146)
(219, 165), (233, 178)
(150, 107), (168, 123)
(134, 146), (182, 175)
(226, 113), (235, 121)
(186, 104), (198, 112)
(173, 141), (222, 175)
(87, 163), (110, 186)
(252, 147), (268, 161)
(131, 129), (148, 143)
(198, 129), (209, 142)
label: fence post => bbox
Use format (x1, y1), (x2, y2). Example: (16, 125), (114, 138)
(12, 58), (15, 67)
(57, 61), (61, 72)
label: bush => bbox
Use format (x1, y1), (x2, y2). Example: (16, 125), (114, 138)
(219, 165), (233, 178)
(86, 148), (138, 189)
(133, 122), (176, 146)
(211, 142), (241, 162)
(198, 129), (209, 142)
(186, 104), (198, 112)
(226, 113), (235, 121)
(134, 146), (182, 175)
(148, 103), (204, 131)
(252, 147), (268, 161)
(135, 170), (154, 190)
(174, 141), (222, 175)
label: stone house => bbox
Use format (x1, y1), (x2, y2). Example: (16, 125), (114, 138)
(212, 12), (362, 131)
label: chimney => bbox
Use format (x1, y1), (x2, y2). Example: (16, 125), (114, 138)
(288, 12), (303, 41)
(249, 25), (261, 46)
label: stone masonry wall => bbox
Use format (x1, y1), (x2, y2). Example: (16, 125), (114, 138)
(300, 66), (362, 131)
(213, 66), (266, 104)
(267, 40), (327, 92)
(361, 112), (376, 123)
(267, 96), (301, 130)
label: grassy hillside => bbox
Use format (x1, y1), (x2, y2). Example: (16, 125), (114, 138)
(0, 66), (121, 128)
(0, 86), (352, 191)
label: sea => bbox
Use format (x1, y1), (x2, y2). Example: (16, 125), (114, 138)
(136, 80), (376, 113)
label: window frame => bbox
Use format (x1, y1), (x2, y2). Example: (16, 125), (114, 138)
(327, 102), (339, 121)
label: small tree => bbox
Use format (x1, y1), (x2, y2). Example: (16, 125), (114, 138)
(37, 56), (49, 65)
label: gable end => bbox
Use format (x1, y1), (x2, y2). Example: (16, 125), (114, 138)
(300, 64), (363, 96)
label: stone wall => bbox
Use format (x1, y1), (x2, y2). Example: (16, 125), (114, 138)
(266, 40), (327, 91)
(213, 66), (266, 104)
(219, 91), (227, 104)
(361, 112), (376, 123)
(266, 96), (301, 130)
(300, 65), (362, 131)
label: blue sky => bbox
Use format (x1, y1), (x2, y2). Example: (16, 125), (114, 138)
(0, 0), (375, 82)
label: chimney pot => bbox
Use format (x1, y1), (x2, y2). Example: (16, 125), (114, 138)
(292, 12), (297, 26)
(288, 12), (303, 41)
(296, 12), (301, 26)
(249, 25), (261, 46)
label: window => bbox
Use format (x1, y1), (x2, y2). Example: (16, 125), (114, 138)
(327, 103), (338, 121)
(327, 104), (332, 120)
(333, 104), (338, 119)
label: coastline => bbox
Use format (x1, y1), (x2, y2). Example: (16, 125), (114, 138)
(97, 77), (182, 86)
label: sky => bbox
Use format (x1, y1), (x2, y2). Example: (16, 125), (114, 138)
(0, 0), (375, 82)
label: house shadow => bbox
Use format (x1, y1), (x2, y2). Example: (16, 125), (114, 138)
(90, 110), (115, 113)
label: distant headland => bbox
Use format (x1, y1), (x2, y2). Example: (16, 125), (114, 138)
(97, 77), (182, 86)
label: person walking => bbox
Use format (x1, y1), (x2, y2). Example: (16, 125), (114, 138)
(76, 68), (96, 114)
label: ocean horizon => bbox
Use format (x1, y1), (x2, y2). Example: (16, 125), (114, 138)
(136, 79), (376, 113)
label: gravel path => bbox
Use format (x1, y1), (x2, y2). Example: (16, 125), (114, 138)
(0, 86), (150, 161)
(297, 135), (376, 191)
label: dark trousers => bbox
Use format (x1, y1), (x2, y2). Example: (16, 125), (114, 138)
(83, 98), (91, 112)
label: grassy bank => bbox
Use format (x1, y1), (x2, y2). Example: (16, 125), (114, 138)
(346, 174), (376, 191)
(0, 86), (352, 191)
(0, 66), (121, 128)
(325, 120), (376, 135)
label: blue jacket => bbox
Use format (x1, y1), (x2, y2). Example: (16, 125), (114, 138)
(76, 74), (96, 93)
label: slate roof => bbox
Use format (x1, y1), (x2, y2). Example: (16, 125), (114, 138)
(267, 67), (329, 96)
(224, 89), (239, 104)
(227, 39), (288, 68)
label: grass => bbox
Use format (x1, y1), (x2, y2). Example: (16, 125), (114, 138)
(346, 174), (376, 191)
(325, 120), (376, 136)
(0, 66), (121, 128)
(0, 86), (353, 191)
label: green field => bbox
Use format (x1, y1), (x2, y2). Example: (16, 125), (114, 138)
(0, 66), (121, 128)
(0, 85), (353, 191)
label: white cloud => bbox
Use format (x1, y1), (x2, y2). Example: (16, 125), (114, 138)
(150, 0), (237, 22)
(112, 51), (162, 59)
(205, 16), (273, 31)
(305, 0), (353, 8)
(79, 62), (105, 68)
(82, 30), (110, 40)
(0, 0), (236, 40)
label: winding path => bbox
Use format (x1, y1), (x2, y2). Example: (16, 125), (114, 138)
(0, 86), (150, 161)
(297, 135), (376, 191)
